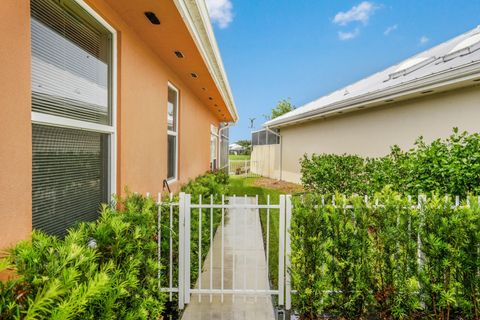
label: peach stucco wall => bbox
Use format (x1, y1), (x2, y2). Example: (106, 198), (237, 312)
(85, 0), (220, 195)
(0, 0), (222, 249)
(0, 1), (32, 249)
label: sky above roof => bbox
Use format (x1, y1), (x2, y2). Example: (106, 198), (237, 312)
(205, 0), (480, 142)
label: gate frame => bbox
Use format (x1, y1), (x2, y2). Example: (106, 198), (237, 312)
(161, 192), (292, 310)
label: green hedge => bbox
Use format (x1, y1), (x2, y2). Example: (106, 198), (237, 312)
(301, 129), (480, 196)
(0, 171), (229, 319)
(290, 189), (480, 319)
(0, 194), (164, 320)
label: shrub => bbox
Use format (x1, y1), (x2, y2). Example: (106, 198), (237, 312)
(0, 171), (230, 319)
(0, 194), (165, 320)
(300, 129), (480, 197)
(290, 189), (480, 319)
(301, 154), (367, 194)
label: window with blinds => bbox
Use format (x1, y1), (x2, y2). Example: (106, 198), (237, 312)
(167, 85), (179, 180)
(32, 124), (108, 236)
(31, 0), (111, 125)
(30, 0), (113, 237)
(210, 125), (218, 170)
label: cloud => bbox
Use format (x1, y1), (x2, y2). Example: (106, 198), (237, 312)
(384, 24), (398, 35)
(419, 36), (429, 45)
(205, 0), (234, 29)
(338, 28), (360, 41)
(333, 1), (378, 26)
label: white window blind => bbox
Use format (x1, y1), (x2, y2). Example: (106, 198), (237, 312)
(31, 0), (113, 237)
(32, 124), (108, 236)
(210, 125), (218, 170)
(31, 0), (111, 125)
(167, 85), (179, 180)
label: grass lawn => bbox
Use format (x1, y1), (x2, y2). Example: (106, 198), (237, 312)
(227, 176), (303, 290)
(228, 154), (251, 160)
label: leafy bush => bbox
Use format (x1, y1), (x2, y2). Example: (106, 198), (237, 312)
(301, 129), (480, 196)
(290, 189), (480, 319)
(0, 194), (165, 320)
(0, 171), (230, 319)
(300, 154), (367, 194)
(157, 170), (229, 312)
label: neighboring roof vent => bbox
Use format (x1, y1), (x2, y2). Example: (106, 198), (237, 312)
(388, 56), (436, 80)
(443, 33), (480, 62)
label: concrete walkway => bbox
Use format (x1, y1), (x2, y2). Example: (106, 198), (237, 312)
(181, 196), (276, 320)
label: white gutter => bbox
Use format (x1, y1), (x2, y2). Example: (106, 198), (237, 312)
(265, 61), (480, 128)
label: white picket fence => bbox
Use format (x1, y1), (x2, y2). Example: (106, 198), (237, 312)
(149, 191), (478, 312)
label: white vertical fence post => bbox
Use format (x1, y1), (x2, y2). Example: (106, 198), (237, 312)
(278, 195), (286, 306)
(157, 193), (162, 290)
(255, 194), (259, 302)
(209, 195), (214, 303)
(232, 195), (236, 302)
(285, 194), (292, 310)
(417, 195), (425, 271)
(221, 194), (225, 303)
(185, 194), (191, 304)
(178, 192), (186, 310)
(198, 195), (202, 303)
(169, 193), (173, 301)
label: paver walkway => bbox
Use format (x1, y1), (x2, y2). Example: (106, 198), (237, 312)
(181, 196), (276, 320)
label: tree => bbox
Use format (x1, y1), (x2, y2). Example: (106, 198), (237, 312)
(264, 98), (295, 121)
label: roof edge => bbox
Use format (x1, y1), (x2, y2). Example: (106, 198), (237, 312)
(264, 62), (480, 128)
(173, 0), (238, 122)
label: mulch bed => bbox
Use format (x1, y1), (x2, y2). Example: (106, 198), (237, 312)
(251, 177), (304, 194)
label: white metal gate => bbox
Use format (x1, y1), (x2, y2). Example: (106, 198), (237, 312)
(157, 193), (292, 311)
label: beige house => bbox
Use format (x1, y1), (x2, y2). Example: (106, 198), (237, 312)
(258, 26), (480, 184)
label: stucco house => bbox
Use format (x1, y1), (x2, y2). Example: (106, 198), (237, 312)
(0, 0), (238, 247)
(259, 26), (480, 184)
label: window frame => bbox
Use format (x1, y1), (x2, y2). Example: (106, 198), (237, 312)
(210, 124), (218, 170)
(167, 82), (179, 182)
(30, 0), (117, 198)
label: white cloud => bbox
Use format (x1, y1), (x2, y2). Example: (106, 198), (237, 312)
(419, 36), (429, 45)
(205, 0), (233, 29)
(338, 28), (360, 41)
(333, 1), (378, 26)
(384, 24), (398, 35)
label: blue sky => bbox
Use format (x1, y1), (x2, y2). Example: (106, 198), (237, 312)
(205, 0), (480, 142)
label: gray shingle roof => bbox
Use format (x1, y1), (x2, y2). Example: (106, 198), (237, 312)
(264, 25), (480, 128)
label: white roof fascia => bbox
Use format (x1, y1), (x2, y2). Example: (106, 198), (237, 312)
(265, 62), (480, 128)
(173, 0), (238, 122)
